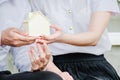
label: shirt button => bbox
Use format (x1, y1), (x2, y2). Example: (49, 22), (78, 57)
(67, 9), (72, 14)
(69, 26), (73, 30)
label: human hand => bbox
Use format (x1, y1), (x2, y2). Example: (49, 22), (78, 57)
(60, 72), (74, 80)
(1, 28), (37, 47)
(36, 24), (62, 44)
(29, 42), (51, 71)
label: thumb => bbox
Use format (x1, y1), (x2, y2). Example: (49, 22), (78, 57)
(50, 24), (61, 31)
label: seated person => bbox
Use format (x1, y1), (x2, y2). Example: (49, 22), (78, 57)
(0, 30), (73, 80)
(0, 0), (73, 80)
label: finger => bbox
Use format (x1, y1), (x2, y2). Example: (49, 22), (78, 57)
(29, 47), (34, 64)
(19, 36), (37, 42)
(36, 39), (52, 44)
(22, 40), (35, 45)
(29, 47), (37, 64)
(43, 42), (51, 59)
(37, 43), (49, 70)
(29, 47), (39, 71)
(39, 58), (45, 69)
(12, 40), (35, 47)
(36, 39), (47, 44)
(43, 25), (62, 40)
(31, 46), (40, 64)
(50, 24), (61, 31)
(38, 57), (49, 71)
(37, 43), (46, 68)
(12, 28), (28, 36)
(11, 30), (38, 42)
(37, 43), (51, 70)
(39, 62), (48, 70)
(43, 58), (49, 67)
(42, 43), (50, 69)
(37, 43), (45, 58)
(43, 32), (61, 40)
(43, 42), (50, 55)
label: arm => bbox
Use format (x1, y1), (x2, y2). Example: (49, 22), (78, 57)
(41, 12), (112, 46)
(55, 12), (112, 46)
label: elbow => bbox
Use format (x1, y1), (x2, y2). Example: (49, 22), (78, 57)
(76, 39), (99, 46)
(89, 38), (99, 46)
(90, 41), (98, 46)
(88, 33), (101, 46)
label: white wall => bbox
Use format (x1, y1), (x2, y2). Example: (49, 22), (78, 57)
(105, 2), (120, 75)
(105, 46), (120, 76)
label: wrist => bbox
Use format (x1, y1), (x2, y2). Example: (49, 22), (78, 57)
(55, 33), (65, 43)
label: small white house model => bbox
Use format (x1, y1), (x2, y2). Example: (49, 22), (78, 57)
(23, 11), (50, 36)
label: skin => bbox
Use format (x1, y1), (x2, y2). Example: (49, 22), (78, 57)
(29, 42), (73, 80)
(1, 28), (37, 47)
(40, 12), (112, 46)
(1, 24), (62, 47)
(37, 24), (62, 44)
(29, 43), (51, 71)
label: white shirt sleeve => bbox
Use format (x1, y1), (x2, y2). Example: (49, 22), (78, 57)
(0, 0), (8, 46)
(0, 31), (1, 46)
(10, 44), (35, 72)
(91, 0), (120, 15)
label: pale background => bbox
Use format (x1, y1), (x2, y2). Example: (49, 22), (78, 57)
(5, 2), (120, 76)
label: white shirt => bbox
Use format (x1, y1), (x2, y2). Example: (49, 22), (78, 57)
(0, 0), (8, 45)
(30, 0), (120, 56)
(0, 0), (32, 71)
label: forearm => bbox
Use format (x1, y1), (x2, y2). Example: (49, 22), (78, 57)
(56, 32), (99, 46)
(45, 61), (62, 74)
(56, 12), (112, 46)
